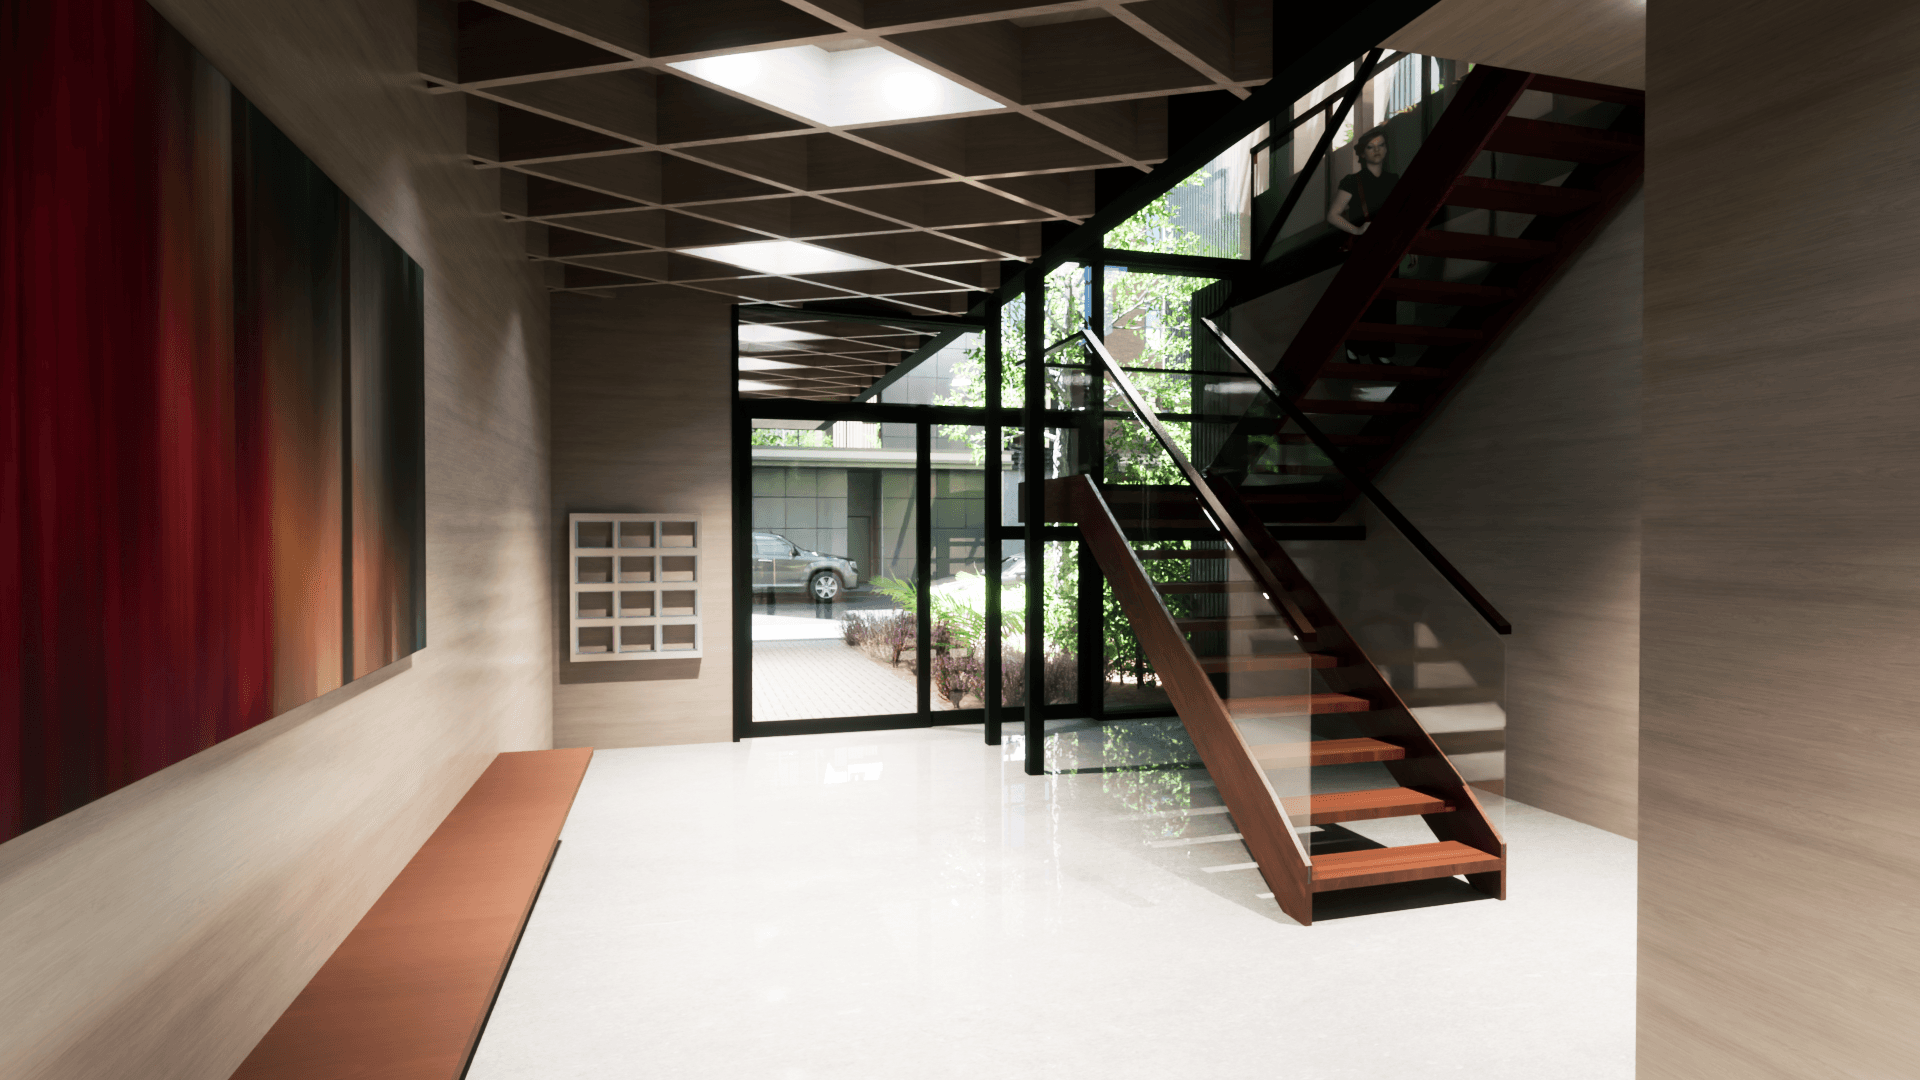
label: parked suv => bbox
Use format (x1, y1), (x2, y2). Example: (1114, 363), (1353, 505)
(752, 532), (860, 601)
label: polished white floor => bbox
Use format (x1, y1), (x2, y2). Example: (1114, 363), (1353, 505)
(468, 725), (1635, 1080)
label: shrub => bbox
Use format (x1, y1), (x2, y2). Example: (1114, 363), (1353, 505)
(931, 653), (985, 707)
(1000, 650), (1076, 706)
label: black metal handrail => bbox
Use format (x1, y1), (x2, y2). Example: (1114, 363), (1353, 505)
(1042, 327), (1319, 642)
(1197, 315), (1512, 635)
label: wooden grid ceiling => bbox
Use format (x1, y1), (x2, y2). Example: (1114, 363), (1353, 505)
(419, 0), (1274, 400)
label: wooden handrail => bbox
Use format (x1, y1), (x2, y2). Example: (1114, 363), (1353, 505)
(1198, 316), (1512, 635)
(1067, 327), (1319, 643)
(1054, 475), (1313, 922)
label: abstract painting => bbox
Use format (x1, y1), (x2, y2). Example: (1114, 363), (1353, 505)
(0, 0), (426, 841)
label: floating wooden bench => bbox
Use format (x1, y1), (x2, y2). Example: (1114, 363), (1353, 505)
(230, 748), (593, 1080)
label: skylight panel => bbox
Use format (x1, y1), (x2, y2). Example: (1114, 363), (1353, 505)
(691, 240), (890, 276)
(670, 44), (1003, 127)
(737, 322), (830, 343)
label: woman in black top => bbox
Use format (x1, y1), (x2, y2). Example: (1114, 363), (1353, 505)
(1328, 128), (1398, 361)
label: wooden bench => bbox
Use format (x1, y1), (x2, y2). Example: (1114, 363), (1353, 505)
(230, 748), (593, 1079)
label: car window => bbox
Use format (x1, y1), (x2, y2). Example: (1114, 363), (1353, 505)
(754, 536), (789, 557)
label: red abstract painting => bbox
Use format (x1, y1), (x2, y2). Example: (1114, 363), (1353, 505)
(0, 0), (426, 841)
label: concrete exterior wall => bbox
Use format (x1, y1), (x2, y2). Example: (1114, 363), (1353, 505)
(0, 2), (554, 1077)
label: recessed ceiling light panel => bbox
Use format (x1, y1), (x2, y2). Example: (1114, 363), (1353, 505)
(670, 44), (1003, 127)
(694, 240), (890, 276)
(737, 322), (830, 344)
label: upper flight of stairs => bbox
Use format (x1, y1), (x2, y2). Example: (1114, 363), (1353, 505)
(1213, 66), (1646, 504)
(1042, 474), (1505, 925)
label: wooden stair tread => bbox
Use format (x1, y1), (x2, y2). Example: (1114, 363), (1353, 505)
(1311, 841), (1503, 892)
(1282, 787), (1452, 825)
(1249, 737), (1406, 767)
(1407, 230), (1558, 263)
(1374, 277), (1514, 306)
(1296, 397), (1422, 415)
(1226, 692), (1371, 716)
(1156, 580), (1264, 593)
(1195, 653), (1339, 673)
(1485, 116), (1641, 164)
(1525, 73), (1646, 106)
(1273, 432), (1391, 446)
(1107, 487), (1349, 505)
(1445, 175), (1601, 216)
(1133, 548), (1230, 560)
(1316, 362), (1452, 381)
(1176, 615), (1293, 632)
(1346, 322), (1483, 345)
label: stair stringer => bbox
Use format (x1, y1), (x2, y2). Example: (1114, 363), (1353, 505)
(1052, 475), (1318, 924)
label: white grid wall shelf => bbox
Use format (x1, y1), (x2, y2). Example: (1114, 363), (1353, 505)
(569, 512), (701, 661)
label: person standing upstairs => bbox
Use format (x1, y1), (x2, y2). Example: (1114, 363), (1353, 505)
(1327, 128), (1399, 362)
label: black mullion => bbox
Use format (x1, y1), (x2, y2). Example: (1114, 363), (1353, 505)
(1079, 254), (1106, 721)
(916, 422), (932, 720)
(1022, 274), (1045, 775)
(731, 306), (752, 740)
(984, 303), (1003, 746)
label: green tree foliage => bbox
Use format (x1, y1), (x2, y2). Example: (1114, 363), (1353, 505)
(749, 426), (832, 447)
(921, 177), (1233, 689)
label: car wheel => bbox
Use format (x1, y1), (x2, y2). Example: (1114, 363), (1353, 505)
(808, 570), (841, 602)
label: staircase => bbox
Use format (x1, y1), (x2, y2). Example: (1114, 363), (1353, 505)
(1040, 319), (1511, 924)
(1045, 472), (1503, 925)
(1212, 64), (1646, 498)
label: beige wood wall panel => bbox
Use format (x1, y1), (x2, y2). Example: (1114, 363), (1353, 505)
(0, 1), (557, 1078)
(551, 289), (735, 749)
(1640, 3), (1920, 1076)
(1377, 192), (1641, 839)
(1385, 0), (1645, 90)
(1234, 191), (1643, 840)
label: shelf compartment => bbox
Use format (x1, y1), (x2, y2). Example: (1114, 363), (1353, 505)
(660, 590), (697, 617)
(576, 556), (613, 584)
(576, 520), (613, 549)
(619, 591), (655, 617)
(661, 624), (698, 651)
(618, 521), (655, 548)
(619, 556), (654, 582)
(576, 591), (614, 619)
(619, 625), (655, 653)
(660, 521), (697, 548)
(660, 555), (697, 582)
(576, 626), (613, 654)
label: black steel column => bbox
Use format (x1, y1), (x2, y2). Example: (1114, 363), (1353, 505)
(916, 422), (932, 720)
(984, 305), (1003, 746)
(1023, 275), (1045, 775)
(730, 305), (752, 740)
(1077, 257), (1107, 720)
